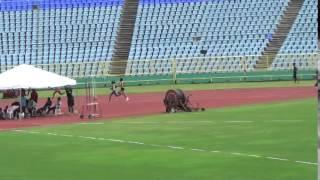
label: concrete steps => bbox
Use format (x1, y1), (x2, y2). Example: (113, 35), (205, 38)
(256, 0), (305, 69)
(109, 0), (139, 75)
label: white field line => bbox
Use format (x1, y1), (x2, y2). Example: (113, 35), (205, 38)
(268, 120), (304, 122)
(191, 148), (206, 152)
(226, 121), (253, 123)
(167, 146), (185, 150)
(127, 141), (145, 145)
(247, 154), (262, 158)
(231, 152), (248, 156)
(211, 150), (221, 153)
(79, 122), (105, 125)
(11, 130), (317, 166)
(295, 161), (318, 165)
(28, 131), (40, 134)
(266, 157), (289, 161)
(47, 133), (57, 136)
(108, 120), (305, 125)
(60, 134), (74, 137)
(78, 136), (97, 140)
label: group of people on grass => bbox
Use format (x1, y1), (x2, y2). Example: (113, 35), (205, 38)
(0, 86), (74, 120)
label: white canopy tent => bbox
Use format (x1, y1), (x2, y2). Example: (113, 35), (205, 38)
(0, 64), (76, 90)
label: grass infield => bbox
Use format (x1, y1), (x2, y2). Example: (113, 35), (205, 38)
(0, 98), (316, 180)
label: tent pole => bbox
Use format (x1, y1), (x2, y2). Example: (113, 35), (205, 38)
(19, 88), (22, 120)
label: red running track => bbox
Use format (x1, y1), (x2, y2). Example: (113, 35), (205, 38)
(0, 86), (316, 130)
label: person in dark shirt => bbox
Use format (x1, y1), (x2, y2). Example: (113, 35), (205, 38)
(37, 97), (52, 114)
(293, 63), (298, 83)
(0, 108), (5, 120)
(30, 89), (38, 103)
(65, 86), (74, 113)
(108, 80), (120, 102)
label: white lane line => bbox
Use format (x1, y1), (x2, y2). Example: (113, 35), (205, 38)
(167, 146), (184, 150)
(226, 121), (253, 123)
(47, 133), (57, 136)
(247, 154), (262, 158)
(60, 134), (73, 137)
(269, 120), (304, 122)
(28, 131), (40, 134)
(231, 152), (247, 156)
(266, 157), (289, 161)
(11, 130), (317, 166)
(295, 161), (318, 165)
(107, 139), (125, 143)
(12, 130), (26, 132)
(78, 136), (97, 140)
(79, 122), (104, 125)
(127, 141), (145, 145)
(211, 150), (221, 153)
(191, 148), (206, 152)
(116, 122), (158, 124)
(168, 121), (213, 123)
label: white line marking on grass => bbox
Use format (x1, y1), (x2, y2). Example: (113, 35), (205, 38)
(116, 122), (158, 124)
(295, 161), (318, 165)
(231, 152), (247, 156)
(107, 139), (125, 143)
(167, 146), (184, 150)
(12, 130), (26, 132)
(191, 148), (206, 152)
(11, 130), (317, 166)
(127, 141), (145, 145)
(269, 120), (304, 122)
(211, 150), (221, 153)
(47, 133), (57, 136)
(29, 131), (40, 134)
(78, 136), (97, 140)
(226, 121), (253, 123)
(247, 154), (262, 158)
(79, 122), (104, 125)
(60, 134), (73, 137)
(266, 157), (289, 161)
(168, 121), (213, 123)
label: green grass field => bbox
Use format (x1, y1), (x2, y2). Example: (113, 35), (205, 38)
(0, 97), (316, 180)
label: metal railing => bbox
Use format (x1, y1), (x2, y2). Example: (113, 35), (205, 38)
(0, 53), (317, 78)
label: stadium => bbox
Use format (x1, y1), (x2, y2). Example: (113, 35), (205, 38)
(0, 0), (318, 179)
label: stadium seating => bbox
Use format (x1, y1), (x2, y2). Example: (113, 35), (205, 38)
(0, 0), (123, 76)
(0, 0), (317, 77)
(126, 0), (291, 75)
(271, 0), (318, 70)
